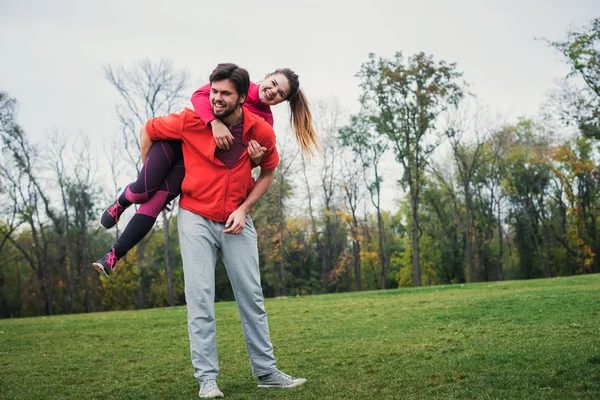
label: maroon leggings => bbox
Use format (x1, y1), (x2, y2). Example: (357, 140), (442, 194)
(113, 140), (184, 259)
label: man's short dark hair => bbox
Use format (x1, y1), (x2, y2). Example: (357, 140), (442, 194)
(209, 63), (250, 98)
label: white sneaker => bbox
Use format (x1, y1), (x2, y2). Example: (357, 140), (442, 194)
(199, 379), (224, 398)
(257, 370), (307, 388)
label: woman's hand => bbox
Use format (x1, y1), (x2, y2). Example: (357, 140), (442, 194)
(211, 119), (234, 150)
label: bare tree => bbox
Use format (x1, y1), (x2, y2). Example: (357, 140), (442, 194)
(103, 58), (189, 308)
(47, 131), (74, 313)
(0, 163), (22, 254)
(300, 152), (321, 285)
(339, 111), (390, 289)
(339, 148), (365, 290)
(445, 101), (508, 282)
(71, 135), (99, 312)
(0, 92), (23, 255)
(475, 126), (508, 282)
(2, 151), (53, 315)
(313, 99), (345, 292)
(2, 92), (102, 314)
(0, 93), (55, 314)
(0, 159), (24, 317)
(103, 59), (190, 171)
(445, 102), (487, 282)
(104, 135), (126, 239)
(273, 138), (300, 296)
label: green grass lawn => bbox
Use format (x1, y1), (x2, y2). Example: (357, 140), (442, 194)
(1, 275), (599, 400)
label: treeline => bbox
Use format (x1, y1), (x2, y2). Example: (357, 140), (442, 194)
(1, 20), (599, 318)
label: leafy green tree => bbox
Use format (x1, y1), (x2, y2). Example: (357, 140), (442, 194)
(420, 171), (465, 284)
(253, 149), (297, 297)
(357, 52), (466, 286)
(546, 18), (600, 138)
(338, 151), (365, 291)
(502, 120), (554, 278)
(101, 252), (140, 311)
(549, 137), (600, 274)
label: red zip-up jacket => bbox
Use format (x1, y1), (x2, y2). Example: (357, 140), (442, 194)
(145, 108), (279, 222)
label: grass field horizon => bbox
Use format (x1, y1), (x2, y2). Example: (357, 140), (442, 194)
(1, 275), (599, 399)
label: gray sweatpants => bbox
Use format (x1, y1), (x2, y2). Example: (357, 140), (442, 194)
(177, 208), (277, 382)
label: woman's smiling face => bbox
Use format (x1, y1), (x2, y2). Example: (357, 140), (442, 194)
(258, 73), (291, 106)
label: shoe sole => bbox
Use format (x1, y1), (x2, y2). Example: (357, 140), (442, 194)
(99, 215), (115, 230)
(258, 379), (307, 389)
(92, 262), (109, 278)
(199, 390), (224, 398)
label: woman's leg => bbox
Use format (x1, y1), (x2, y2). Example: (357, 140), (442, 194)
(113, 160), (185, 259)
(100, 140), (182, 229)
(93, 159), (185, 277)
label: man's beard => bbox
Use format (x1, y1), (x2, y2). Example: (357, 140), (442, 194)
(212, 100), (240, 119)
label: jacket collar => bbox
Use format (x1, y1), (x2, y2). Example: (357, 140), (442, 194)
(241, 107), (257, 136)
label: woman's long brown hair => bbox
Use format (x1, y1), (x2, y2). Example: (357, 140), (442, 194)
(272, 68), (320, 157)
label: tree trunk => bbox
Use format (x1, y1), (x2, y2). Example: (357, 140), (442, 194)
(277, 245), (287, 296)
(16, 261), (22, 317)
(322, 202), (336, 294)
(532, 228), (550, 278)
(477, 241), (487, 282)
(0, 270), (8, 318)
(321, 246), (329, 293)
(353, 238), (361, 291)
(59, 253), (72, 313)
(39, 265), (53, 315)
(497, 203), (505, 281)
(82, 253), (91, 313)
(33, 223), (53, 315)
(71, 259), (81, 313)
(59, 189), (73, 314)
(80, 196), (91, 313)
(377, 210), (388, 289)
(464, 185), (476, 283)
(162, 210), (174, 307)
(351, 213), (362, 291)
(410, 192), (422, 287)
(137, 241), (146, 309)
(527, 203), (550, 278)
(585, 185), (600, 274)
(277, 183), (287, 296)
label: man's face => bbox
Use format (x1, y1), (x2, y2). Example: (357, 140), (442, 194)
(210, 79), (245, 119)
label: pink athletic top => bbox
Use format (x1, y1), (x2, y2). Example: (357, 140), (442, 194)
(190, 82), (274, 127)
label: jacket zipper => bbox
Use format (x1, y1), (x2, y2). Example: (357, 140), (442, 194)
(222, 169), (232, 221)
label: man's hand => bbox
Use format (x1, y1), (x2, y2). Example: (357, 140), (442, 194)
(211, 119), (234, 150)
(223, 207), (248, 235)
(247, 140), (267, 165)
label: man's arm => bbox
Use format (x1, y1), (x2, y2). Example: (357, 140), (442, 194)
(191, 84), (233, 150)
(140, 126), (153, 163)
(223, 168), (275, 234)
(141, 110), (186, 162)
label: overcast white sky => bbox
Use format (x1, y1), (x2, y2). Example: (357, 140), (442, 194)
(1, 0), (599, 210)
